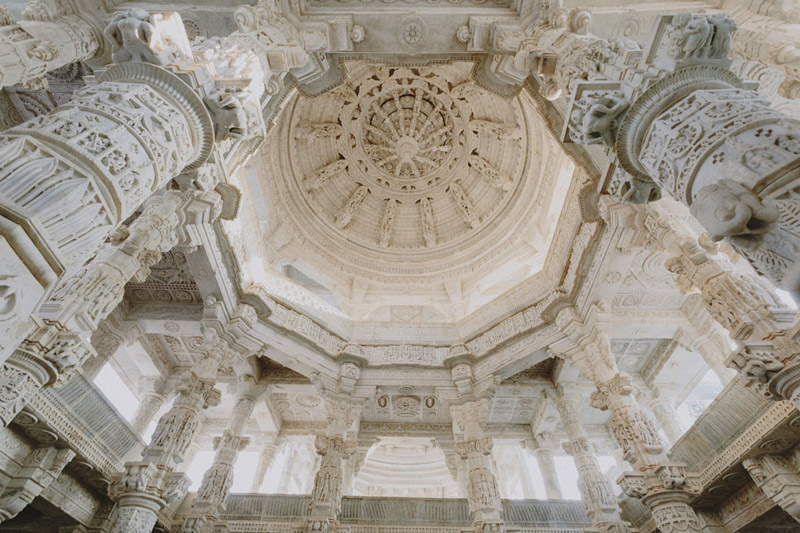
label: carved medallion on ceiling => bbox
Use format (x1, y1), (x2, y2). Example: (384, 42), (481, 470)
(264, 60), (562, 289)
(288, 61), (525, 251)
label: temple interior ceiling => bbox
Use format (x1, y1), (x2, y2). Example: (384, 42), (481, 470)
(252, 59), (573, 321)
(4, 1), (800, 532)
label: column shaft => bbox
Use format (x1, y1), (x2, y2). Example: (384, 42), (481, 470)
(531, 446), (562, 500)
(250, 440), (280, 492)
(0, 191), (188, 426)
(108, 356), (223, 533)
(131, 393), (167, 435)
(554, 393), (628, 532)
(0, 61), (210, 360)
(182, 392), (258, 532)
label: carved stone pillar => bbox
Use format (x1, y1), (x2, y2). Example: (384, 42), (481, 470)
(308, 434), (356, 532)
(0, 446), (75, 522)
(743, 451), (800, 522)
(107, 329), (235, 533)
(250, 437), (281, 492)
(528, 434), (562, 500)
(647, 386), (685, 446)
(451, 399), (505, 532)
(602, 197), (800, 414)
(0, 8), (273, 362)
(0, 191), (191, 427)
(553, 308), (704, 532)
(307, 369), (364, 532)
(542, 13), (800, 295)
(0, 52), (212, 359)
(553, 390), (630, 533)
(131, 377), (171, 435)
(0, 6), (101, 90)
(182, 376), (264, 532)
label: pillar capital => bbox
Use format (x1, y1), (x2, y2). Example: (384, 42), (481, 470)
(0, 7), (102, 90)
(743, 452), (800, 520)
(553, 12), (800, 297)
(618, 463), (704, 533)
(0, 445), (75, 522)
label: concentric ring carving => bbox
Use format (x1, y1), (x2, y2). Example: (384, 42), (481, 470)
(285, 62), (528, 254)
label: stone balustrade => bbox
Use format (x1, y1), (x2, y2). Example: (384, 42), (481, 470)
(212, 495), (591, 532)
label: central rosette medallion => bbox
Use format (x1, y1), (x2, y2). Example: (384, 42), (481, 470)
(270, 60), (544, 286)
(360, 84), (456, 190)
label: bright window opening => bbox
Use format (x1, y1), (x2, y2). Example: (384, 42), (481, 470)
(186, 450), (216, 491)
(231, 450), (260, 493)
(554, 455), (581, 500)
(93, 364), (139, 422)
(677, 370), (724, 430)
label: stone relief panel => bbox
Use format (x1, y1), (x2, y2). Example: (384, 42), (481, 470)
(363, 386), (444, 423)
(609, 338), (674, 374)
(124, 250), (203, 306)
(268, 385), (329, 424)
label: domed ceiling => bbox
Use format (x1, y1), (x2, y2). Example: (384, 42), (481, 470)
(258, 60), (574, 319)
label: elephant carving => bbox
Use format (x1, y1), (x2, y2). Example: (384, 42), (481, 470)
(690, 179), (779, 241)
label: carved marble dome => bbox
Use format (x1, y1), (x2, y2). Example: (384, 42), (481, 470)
(259, 60), (571, 317)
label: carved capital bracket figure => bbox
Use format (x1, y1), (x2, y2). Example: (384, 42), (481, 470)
(0, 4), (103, 90)
(551, 307), (703, 532)
(536, 12), (800, 296)
(0, 446), (75, 523)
